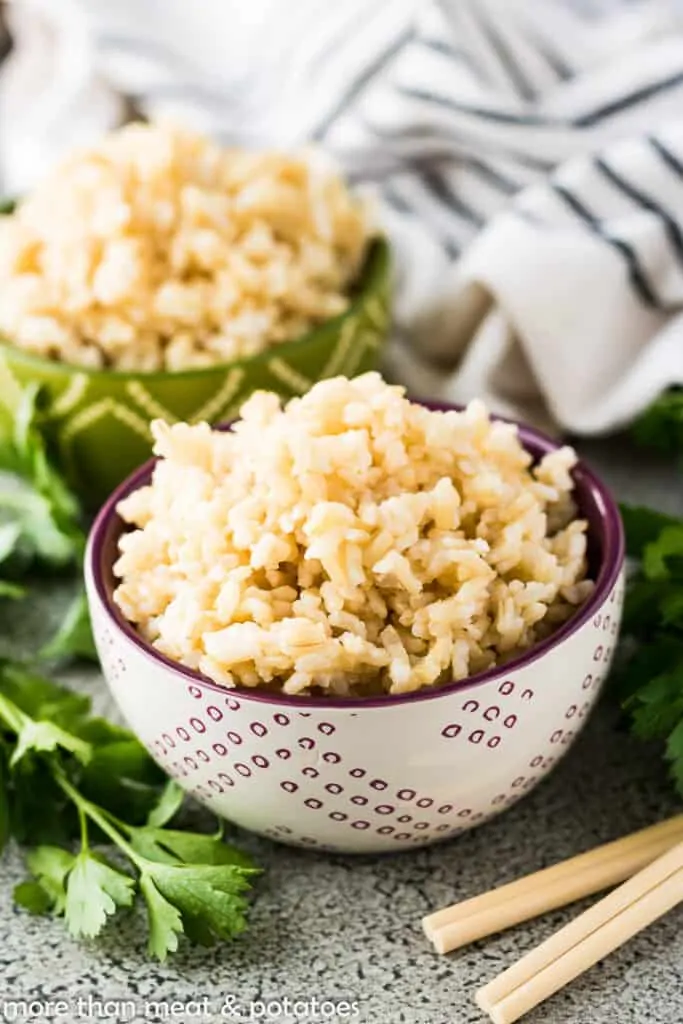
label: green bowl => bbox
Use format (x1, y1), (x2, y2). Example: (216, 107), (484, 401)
(0, 237), (391, 508)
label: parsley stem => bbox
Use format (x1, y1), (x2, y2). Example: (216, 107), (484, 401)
(54, 770), (144, 869)
(0, 692), (26, 734)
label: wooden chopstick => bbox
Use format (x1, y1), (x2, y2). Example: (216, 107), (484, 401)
(476, 838), (683, 1024)
(423, 814), (683, 954)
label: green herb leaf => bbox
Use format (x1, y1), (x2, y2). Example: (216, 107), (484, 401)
(0, 385), (84, 573)
(146, 780), (185, 829)
(0, 522), (22, 566)
(40, 590), (97, 662)
(0, 662), (91, 727)
(25, 846), (76, 914)
(666, 717), (683, 792)
(11, 720), (92, 768)
(13, 880), (54, 914)
(0, 580), (25, 600)
(145, 862), (252, 944)
(65, 852), (135, 939)
(78, 733), (167, 825)
(0, 742), (10, 853)
(8, 759), (76, 846)
(620, 503), (683, 558)
(139, 873), (184, 961)
(131, 825), (255, 870)
(633, 389), (683, 454)
(643, 526), (683, 581)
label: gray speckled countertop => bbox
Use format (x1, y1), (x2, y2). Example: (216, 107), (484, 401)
(1, 436), (682, 1024)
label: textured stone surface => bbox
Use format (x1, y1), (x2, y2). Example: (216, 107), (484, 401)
(0, 435), (682, 1024)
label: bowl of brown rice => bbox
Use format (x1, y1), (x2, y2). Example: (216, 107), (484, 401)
(85, 374), (625, 853)
(0, 123), (389, 505)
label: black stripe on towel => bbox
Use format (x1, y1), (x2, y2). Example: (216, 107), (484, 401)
(575, 70), (683, 126)
(462, 156), (520, 195)
(312, 26), (414, 141)
(421, 170), (485, 227)
(469, 10), (535, 100)
(594, 156), (683, 266)
(553, 183), (660, 308)
(383, 185), (460, 261)
(525, 33), (573, 82)
(397, 85), (559, 127)
(419, 35), (473, 66)
(649, 136), (683, 179)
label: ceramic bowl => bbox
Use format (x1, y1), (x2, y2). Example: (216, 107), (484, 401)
(85, 415), (625, 854)
(0, 235), (390, 508)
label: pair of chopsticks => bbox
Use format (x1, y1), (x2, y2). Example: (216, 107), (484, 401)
(422, 815), (683, 1023)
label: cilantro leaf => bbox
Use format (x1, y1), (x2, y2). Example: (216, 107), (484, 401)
(65, 852), (135, 939)
(139, 873), (184, 961)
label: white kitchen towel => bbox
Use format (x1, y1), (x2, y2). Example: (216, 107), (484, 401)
(2, 0), (683, 435)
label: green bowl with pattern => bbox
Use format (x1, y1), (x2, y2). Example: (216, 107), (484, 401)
(0, 237), (390, 509)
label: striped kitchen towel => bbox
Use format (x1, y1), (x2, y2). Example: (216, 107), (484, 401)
(2, 0), (683, 433)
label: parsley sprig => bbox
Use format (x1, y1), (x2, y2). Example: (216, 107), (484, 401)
(616, 504), (683, 795)
(0, 384), (95, 660)
(0, 662), (257, 959)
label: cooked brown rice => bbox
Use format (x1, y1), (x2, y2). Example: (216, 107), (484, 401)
(0, 123), (368, 371)
(113, 373), (594, 697)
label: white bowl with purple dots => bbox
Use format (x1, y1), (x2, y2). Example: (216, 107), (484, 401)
(85, 415), (625, 855)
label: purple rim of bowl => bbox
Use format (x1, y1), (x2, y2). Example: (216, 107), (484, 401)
(87, 403), (625, 709)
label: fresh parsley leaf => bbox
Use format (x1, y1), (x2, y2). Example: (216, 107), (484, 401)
(0, 656), (258, 958)
(0, 522), (22, 566)
(0, 385), (84, 573)
(139, 873), (184, 961)
(24, 845), (76, 914)
(620, 503), (683, 558)
(666, 717), (683, 793)
(0, 741), (9, 853)
(633, 389), (683, 454)
(78, 732), (167, 825)
(130, 826), (255, 870)
(616, 502), (683, 800)
(0, 662), (90, 727)
(11, 719), (92, 768)
(8, 758), (76, 846)
(146, 780), (185, 829)
(144, 862), (252, 944)
(0, 580), (25, 600)
(65, 852), (135, 939)
(13, 880), (54, 915)
(40, 590), (97, 662)
(626, 664), (683, 740)
(643, 526), (683, 582)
